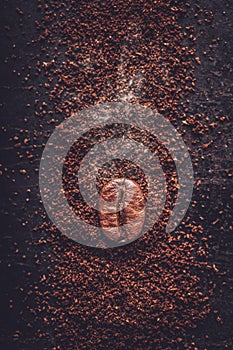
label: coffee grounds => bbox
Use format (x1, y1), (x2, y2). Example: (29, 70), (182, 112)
(3, 0), (221, 349)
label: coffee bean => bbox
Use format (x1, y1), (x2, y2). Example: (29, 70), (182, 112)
(99, 178), (146, 244)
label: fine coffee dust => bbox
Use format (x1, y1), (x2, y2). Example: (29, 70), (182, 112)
(6, 0), (221, 349)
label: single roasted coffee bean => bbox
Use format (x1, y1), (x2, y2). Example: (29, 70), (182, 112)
(99, 178), (146, 244)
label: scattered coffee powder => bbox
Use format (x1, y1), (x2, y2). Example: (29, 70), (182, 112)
(2, 0), (224, 349)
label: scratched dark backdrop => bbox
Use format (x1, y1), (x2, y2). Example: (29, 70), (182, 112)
(0, 1), (232, 349)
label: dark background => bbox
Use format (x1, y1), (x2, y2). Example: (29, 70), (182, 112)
(0, 0), (232, 349)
